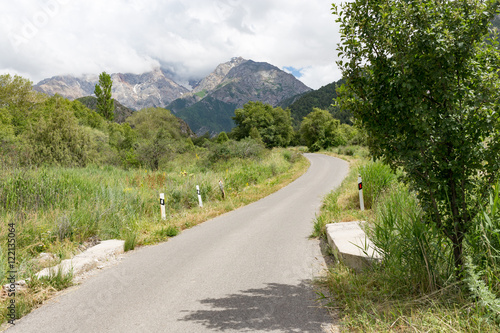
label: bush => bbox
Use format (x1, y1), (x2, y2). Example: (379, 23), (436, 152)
(207, 138), (264, 164)
(24, 100), (92, 167)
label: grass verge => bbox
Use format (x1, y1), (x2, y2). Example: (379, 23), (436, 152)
(314, 146), (500, 332)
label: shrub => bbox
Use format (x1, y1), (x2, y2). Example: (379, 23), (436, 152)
(465, 183), (500, 321)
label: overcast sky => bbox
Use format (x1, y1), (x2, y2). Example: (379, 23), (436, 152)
(0, 0), (343, 90)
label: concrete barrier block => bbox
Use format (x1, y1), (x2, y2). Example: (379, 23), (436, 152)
(326, 222), (382, 272)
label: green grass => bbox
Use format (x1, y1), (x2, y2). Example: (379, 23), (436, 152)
(311, 147), (373, 238)
(0, 147), (309, 324)
(358, 160), (398, 209)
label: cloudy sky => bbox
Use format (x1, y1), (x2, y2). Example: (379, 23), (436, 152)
(0, 0), (343, 89)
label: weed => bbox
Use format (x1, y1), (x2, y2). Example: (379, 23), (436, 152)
(123, 230), (137, 252)
(155, 225), (179, 239)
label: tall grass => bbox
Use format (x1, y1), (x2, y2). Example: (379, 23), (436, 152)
(0, 148), (305, 281)
(0, 147), (308, 324)
(358, 160), (398, 209)
(370, 184), (453, 294)
(465, 183), (500, 324)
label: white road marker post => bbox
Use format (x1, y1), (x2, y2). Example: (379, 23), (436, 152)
(160, 193), (166, 220)
(196, 185), (203, 208)
(358, 174), (365, 211)
(218, 180), (225, 199)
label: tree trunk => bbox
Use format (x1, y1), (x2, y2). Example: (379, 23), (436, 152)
(450, 231), (465, 278)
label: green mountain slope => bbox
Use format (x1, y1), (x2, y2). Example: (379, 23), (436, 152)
(286, 79), (352, 127)
(176, 97), (238, 135)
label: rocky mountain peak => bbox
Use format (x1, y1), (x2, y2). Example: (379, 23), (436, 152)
(191, 56), (248, 94)
(33, 58), (312, 134)
(34, 69), (189, 110)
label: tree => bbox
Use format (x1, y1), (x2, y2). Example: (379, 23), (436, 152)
(300, 108), (344, 152)
(94, 72), (114, 121)
(126, 108), (185, 170)
(0, 74), (47, 135)
(232, 101), (293, 148)
(216, 131), (229, 144)
(24, 95), (91, 167)
(334, 0), (500, 273)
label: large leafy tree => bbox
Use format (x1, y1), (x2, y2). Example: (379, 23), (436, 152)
(94, 72), (114, 121)
(127, 107), (185, 170)
(25, 96), (91, 167)
(232, 101), (294, 148)
(0, 74), (46, 135)
(300, 108), (343, 152)
(334, 0), (500, 273)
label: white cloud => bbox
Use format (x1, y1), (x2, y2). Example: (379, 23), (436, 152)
(0, 0), (344, 89)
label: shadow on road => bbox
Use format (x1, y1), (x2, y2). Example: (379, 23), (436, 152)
(180, 281), (331, 332)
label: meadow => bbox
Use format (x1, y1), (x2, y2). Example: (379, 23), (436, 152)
(0, 146), (308, 323)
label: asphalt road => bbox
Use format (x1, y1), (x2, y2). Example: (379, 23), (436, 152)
(8, 153), (349, 333)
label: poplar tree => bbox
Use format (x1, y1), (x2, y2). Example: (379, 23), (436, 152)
(94, 72), (114, 121)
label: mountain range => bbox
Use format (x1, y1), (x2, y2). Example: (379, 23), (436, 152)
(34, 57), (311, 134)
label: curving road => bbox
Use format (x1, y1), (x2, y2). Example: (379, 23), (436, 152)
(8, 153), (349, 333)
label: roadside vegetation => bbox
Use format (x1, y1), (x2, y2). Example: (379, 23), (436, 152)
(314, 148), (500, 332)
(0, 143), (308, 324)
(0, 73), (316, 324)
(0, 67), (362, 324)
(314, 0), (500, 331)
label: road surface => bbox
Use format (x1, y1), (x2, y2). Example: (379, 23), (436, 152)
(8, 153), (349, 333)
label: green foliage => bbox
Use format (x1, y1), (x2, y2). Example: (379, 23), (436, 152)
(464, 183), (500, 322)
(285, 79), (350, 126)
(123, 230), (137, 252)
(232, 101), (294, 148)
(335, 0), (500, 271)
(0, 75), (46, 136)
(216, 131), (229, 143)
(127, 107), (188, 170)
(207, 138), (265, 164)
(76, 96), (134, 124)
(0, 108), (14, 142)
(71, 99), (105, 129)
(155, 225), (179, 238)
(317, 155), (500, 331)
(299, 108), (343, 152)
(94, 72), (114, 121)
(127, 107), (185, 141)
(358, 161), (398, 209)
(0, 74), (44, 110)
(371, 184), (453, 293)
(23, 96), (91, 167)
(32, 268), (73, 291)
